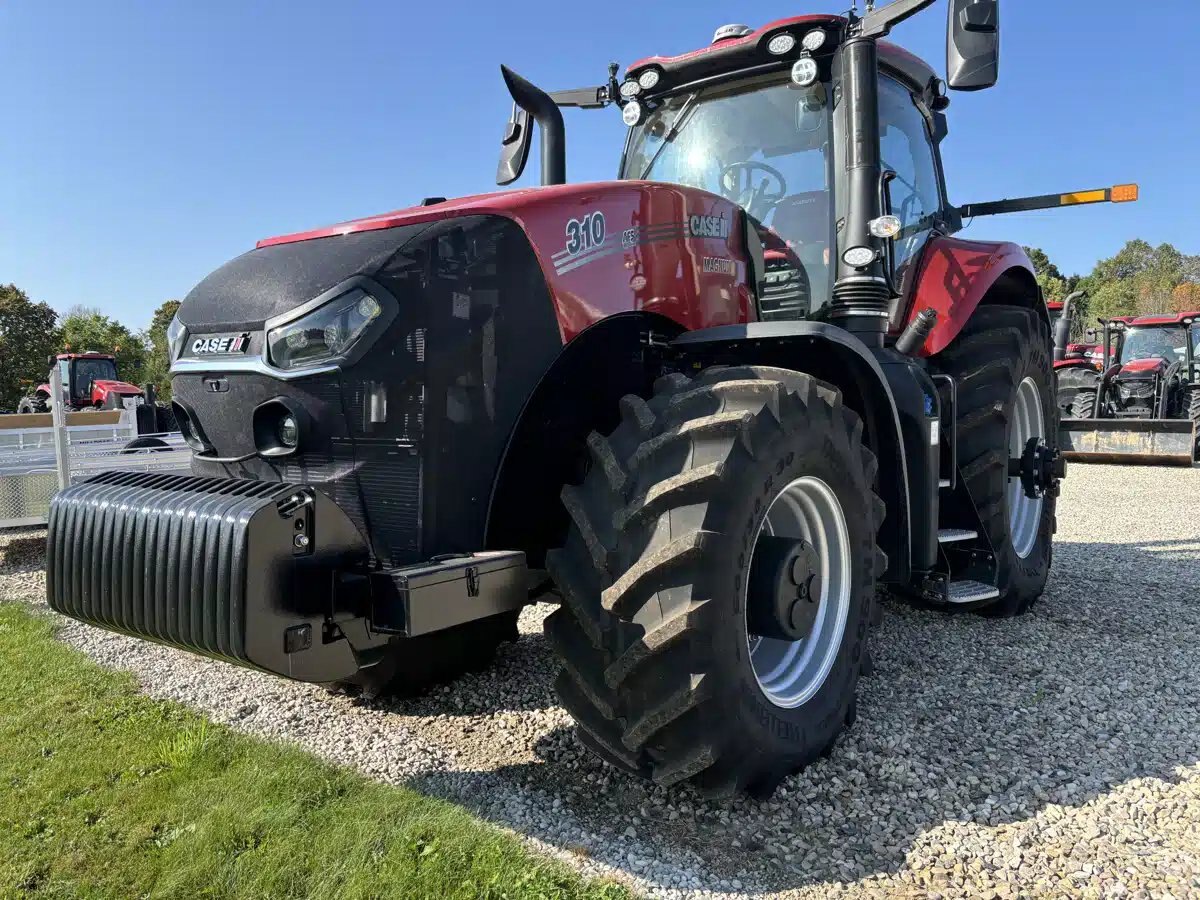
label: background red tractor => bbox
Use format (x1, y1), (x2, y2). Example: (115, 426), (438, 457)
(17, 352), (144, 414)
(1060, 311), (1200, 464)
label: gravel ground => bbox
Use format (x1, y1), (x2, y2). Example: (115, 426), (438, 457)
(4, 463), (1200, 898)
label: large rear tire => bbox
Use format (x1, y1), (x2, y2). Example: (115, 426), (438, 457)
(930, 305), (1058, 618)
(1055, 367), (1099, 419)
(1186, 384), (1200, 458)
(1067, 386), (1098, 419)
(545, 366), (884, 798)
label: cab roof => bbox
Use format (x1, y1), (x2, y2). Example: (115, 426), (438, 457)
(626, 15), (938, 94)
(1110, 311), (1200, 326)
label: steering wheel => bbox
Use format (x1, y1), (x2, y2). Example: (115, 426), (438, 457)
(721, 162), (787, 218)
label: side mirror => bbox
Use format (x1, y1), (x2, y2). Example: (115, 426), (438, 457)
(946, 0), (999, 91)
(497, 104), (533, 186)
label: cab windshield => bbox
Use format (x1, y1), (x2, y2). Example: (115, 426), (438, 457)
(1119, 326), (1196, 364)
(620, 72), (836, 308)
(71, 358), (118, 398)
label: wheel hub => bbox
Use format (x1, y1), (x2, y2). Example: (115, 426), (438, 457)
(744, 476), (851, 710)
(747, 536), (823, 641)
(1008, 436), (1065, 500)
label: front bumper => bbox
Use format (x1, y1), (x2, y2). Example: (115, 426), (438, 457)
(47, 472), (527, 682)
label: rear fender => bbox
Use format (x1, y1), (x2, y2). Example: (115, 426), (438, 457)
(671, 322), (933, 584)
(901, 237), (1042, 357)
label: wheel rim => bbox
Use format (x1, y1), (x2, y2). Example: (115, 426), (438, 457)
(1008, 376), (1045, 559)
(745, 476), (851, 709)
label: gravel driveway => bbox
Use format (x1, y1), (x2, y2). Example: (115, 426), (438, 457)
(4, 463), (1200, 899)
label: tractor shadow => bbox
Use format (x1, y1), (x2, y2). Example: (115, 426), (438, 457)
(409, 538), (1200, 894)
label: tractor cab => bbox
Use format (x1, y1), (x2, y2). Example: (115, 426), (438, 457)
(1116, 321), (1199, 367)
(49, 352), (143, 410)
(615, 20), (945, 321)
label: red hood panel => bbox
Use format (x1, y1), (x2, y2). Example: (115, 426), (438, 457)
(1118, 358), (1167, 375)
(254, 181), (756, 343)
(260, 183), (624, 248)
(92, 379), (143, 396)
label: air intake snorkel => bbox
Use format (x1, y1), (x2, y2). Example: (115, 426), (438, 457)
(497, 66), (566, 186)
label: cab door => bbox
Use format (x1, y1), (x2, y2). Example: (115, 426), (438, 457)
(877, 75), (947, 296)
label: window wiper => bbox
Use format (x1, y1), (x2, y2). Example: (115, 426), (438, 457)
(638, 91), (702, 181)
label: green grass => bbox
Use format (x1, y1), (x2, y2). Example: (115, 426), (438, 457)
(0, 603), (629, 900)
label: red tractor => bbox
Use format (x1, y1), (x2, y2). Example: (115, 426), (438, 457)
(17, 351), (144, 414)
(1061, 311), (1200, 464)
(47, 1), (1137, 797)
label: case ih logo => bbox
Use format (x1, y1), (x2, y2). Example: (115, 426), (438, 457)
(688, 214), (730, 239)
(191, 333), (250, 356)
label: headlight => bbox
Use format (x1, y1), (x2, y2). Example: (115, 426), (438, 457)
(266, 288), (384, 371)
(166, 314), (186, 361)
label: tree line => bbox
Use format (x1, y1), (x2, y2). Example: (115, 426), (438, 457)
(1026, 240), (1200, 337)
(0, 284), (179, 411)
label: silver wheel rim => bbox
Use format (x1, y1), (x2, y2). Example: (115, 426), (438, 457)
(1008, 376), (1045, 559)
(746, 476), (851, 709)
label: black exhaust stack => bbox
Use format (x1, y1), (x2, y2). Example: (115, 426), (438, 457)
(498, 66), (566, 187)
(1053, 291), (1084, 362)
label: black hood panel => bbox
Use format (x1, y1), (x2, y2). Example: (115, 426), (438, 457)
(179, 223), (432, 330)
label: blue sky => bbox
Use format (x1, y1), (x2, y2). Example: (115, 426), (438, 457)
(1, 1), (1195, 329)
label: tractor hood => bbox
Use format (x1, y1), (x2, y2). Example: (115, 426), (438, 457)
(177, 181), (752, 341)
(92, 379), (142, 397)
(1116, 358), (1168, 377)
(179, 185), (587, 330)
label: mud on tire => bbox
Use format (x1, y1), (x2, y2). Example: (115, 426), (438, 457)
(930, 305), (1058, 618)
(545, 366), (885, 798)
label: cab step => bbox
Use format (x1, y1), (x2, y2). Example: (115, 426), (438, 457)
(939, 478), (951, 488)
(937, 528), (977, 544)
(947, 579), (1000, 604)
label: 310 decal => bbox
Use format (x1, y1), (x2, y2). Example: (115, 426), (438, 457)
(565, 212), (606, 257)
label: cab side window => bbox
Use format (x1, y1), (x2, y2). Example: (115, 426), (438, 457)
(878, 77), (942, 271)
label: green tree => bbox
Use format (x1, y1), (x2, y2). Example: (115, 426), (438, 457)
(1079, 240), (1200, 322)
(0, 284), (62, 410)
(141, 299), (181, 400)
(1023, 246), (1076, 306)
(60, 307), (147, 386)
(1024, 246), (1064, 282)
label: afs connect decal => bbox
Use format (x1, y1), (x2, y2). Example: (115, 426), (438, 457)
(551, 210), (732, 276)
